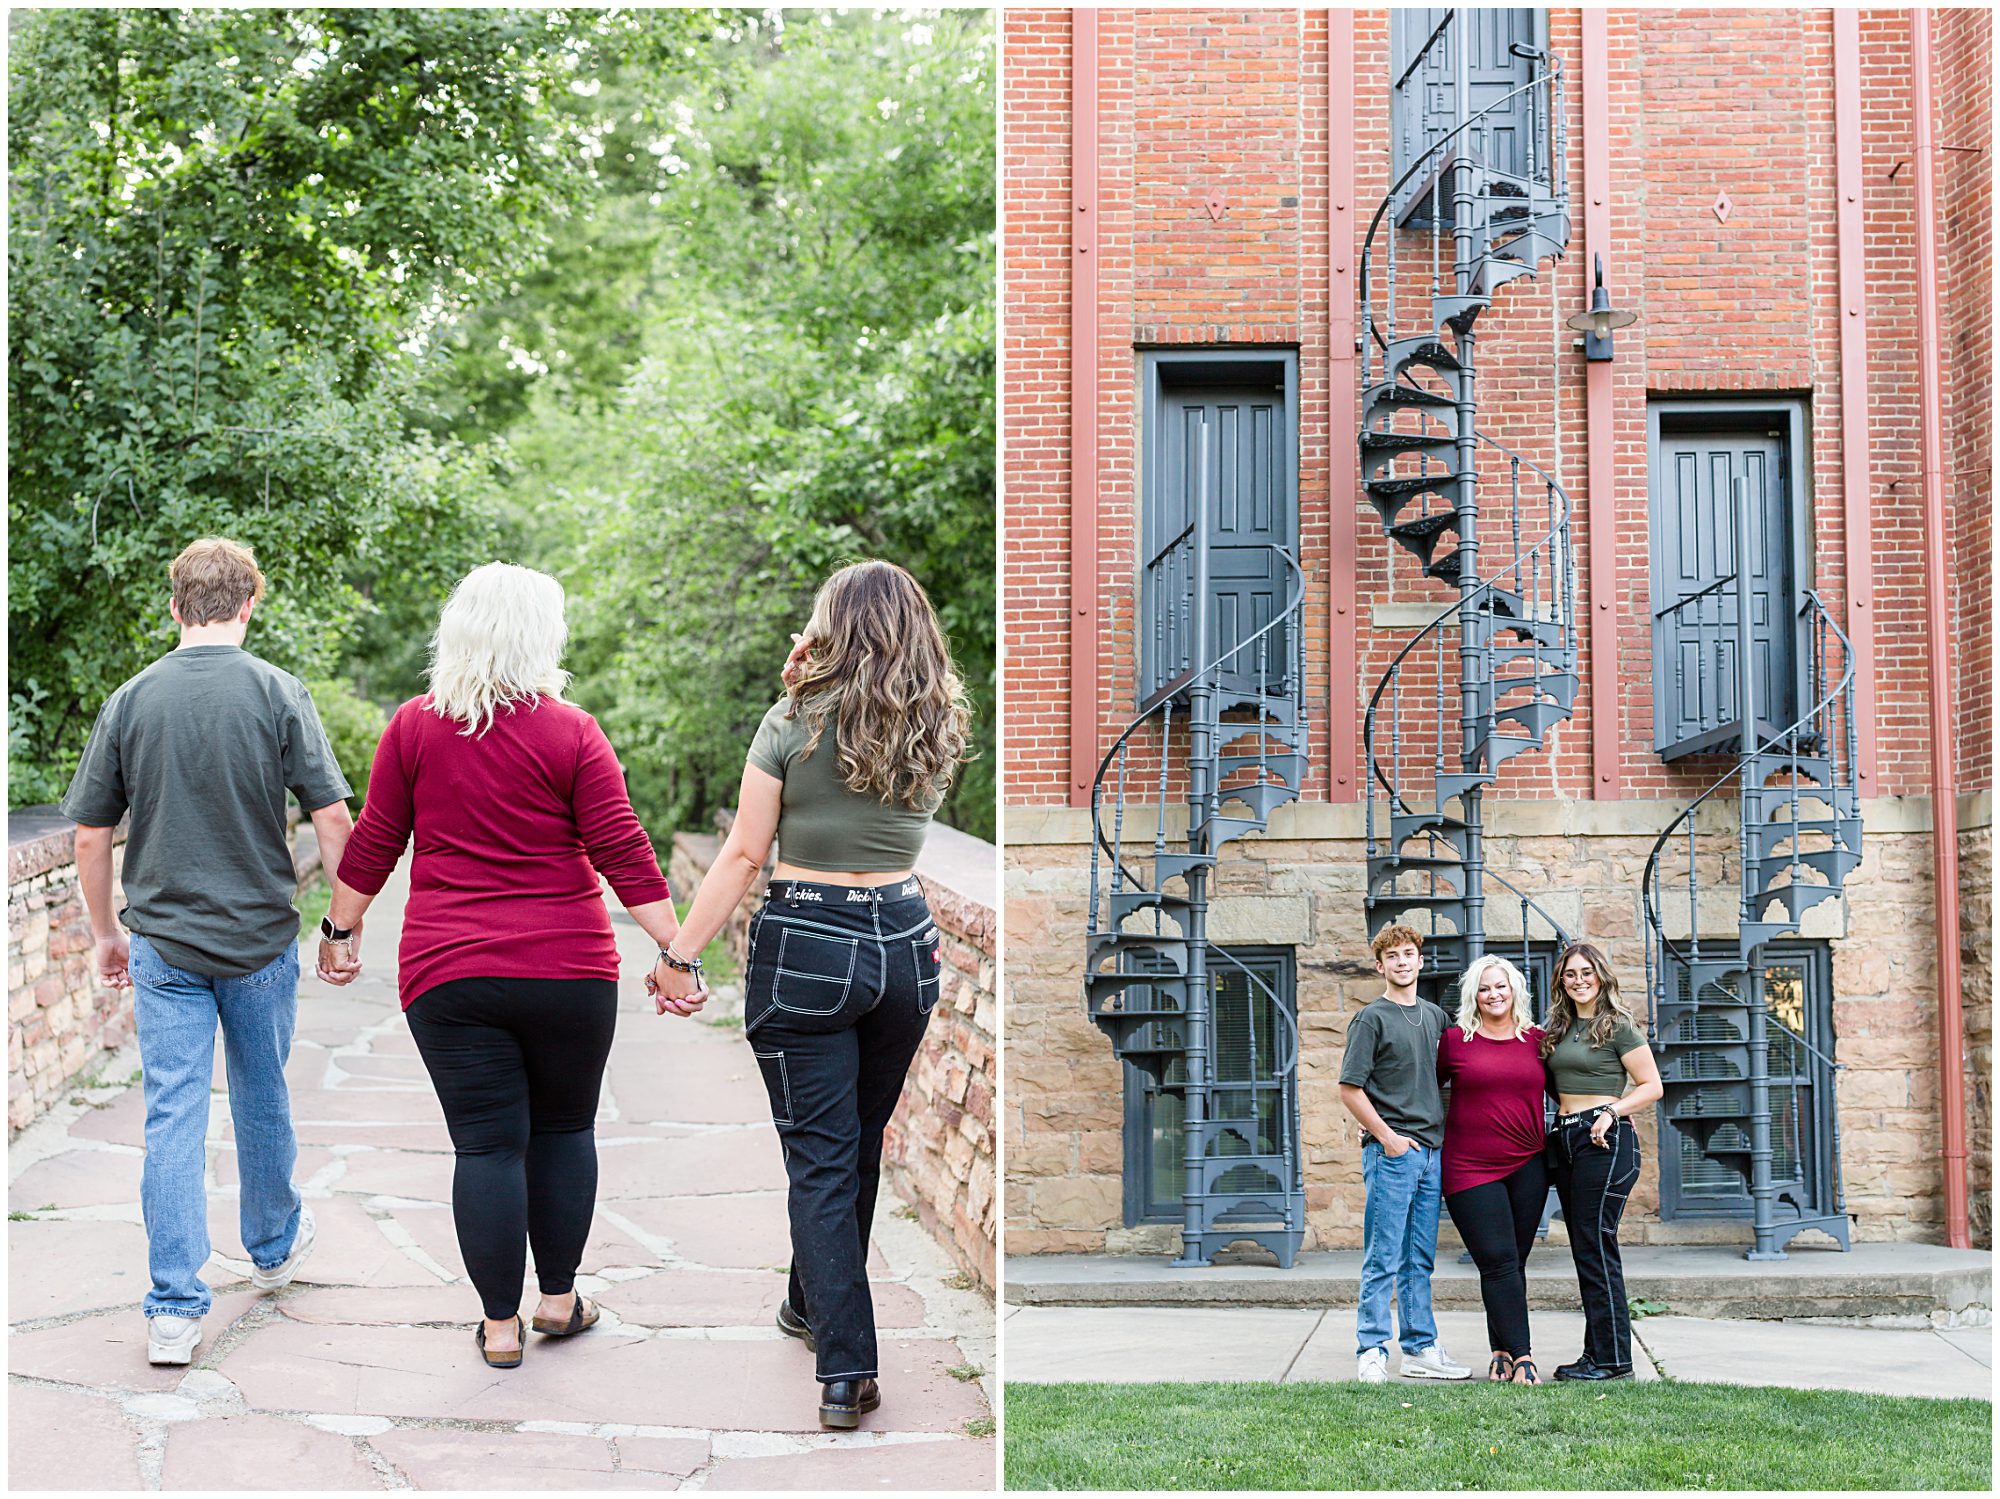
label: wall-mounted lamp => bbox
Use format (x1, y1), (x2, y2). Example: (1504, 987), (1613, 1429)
(1565, 253), (1638, 362)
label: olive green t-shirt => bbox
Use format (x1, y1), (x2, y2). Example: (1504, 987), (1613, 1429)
(58, 645), (351, 977)
(1338, 995), (1448, 1149)
(747, 698), (938, 872)
(1546, 1014), (1649, 1097)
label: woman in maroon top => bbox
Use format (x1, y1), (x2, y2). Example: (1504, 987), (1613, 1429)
(316, 563), (688, 1368)
(1437, 955), (1549, 1384)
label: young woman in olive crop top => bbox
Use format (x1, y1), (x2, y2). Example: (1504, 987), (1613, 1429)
(655, 560), (970, 1430)
(1541, 941), (1663, 1382)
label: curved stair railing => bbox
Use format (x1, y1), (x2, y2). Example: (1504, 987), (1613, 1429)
(1357, 41), (1579, 1003)
(1642, 544), (1860, 1258)
(1084, 428), (1311, 1268)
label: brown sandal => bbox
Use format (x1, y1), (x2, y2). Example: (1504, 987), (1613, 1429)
(476, 1314), (524, 1369)
(531, 1296), (599, 1337)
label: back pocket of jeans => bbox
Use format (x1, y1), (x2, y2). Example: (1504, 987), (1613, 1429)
(752, 1049), (794, 1126)
(912, 933), (942, 1014)
(770, 925), (859, 1016)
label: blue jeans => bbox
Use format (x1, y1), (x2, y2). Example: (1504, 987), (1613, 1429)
(1356, 1138), (1442, 1356)
(129, 932), (303, 1320)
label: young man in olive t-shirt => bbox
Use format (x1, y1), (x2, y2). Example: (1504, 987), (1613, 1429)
(61, 539), (354, 1367)
(1337, 925), (1472, 1383)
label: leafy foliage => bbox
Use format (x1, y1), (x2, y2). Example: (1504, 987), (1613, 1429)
(11, 9), (996, 851)
(479, 11), (998, 839)
(7, 7), (717, 800)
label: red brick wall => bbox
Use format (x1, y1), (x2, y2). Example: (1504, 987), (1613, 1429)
(1001, 7), (1985, 811)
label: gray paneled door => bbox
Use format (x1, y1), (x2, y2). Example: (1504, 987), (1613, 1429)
(1154, 385), (1292, 699)
(1649, 425), (1797, 758)
(1391, 8), (1545, 224)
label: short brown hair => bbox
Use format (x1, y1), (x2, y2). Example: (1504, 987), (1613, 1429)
(1371, 924), (1426, 961)
(170, 538), (267, 625)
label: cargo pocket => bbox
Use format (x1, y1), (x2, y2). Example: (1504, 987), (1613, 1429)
(752, 1049), (794, 1127)
(770, 924), (859, 1016)
(912, 931), (943, 1015)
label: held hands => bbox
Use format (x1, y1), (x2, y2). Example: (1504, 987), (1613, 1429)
(94, 933), (131, 991)
(648, 955), (708, 1018)
(316, 924), (363, 986)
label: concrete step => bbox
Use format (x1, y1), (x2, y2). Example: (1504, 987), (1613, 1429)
(1003, 1243), (1993, 1323)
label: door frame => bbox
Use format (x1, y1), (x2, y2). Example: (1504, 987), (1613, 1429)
(1136, 349), (1299, 705)
(1646, 396), (1813, 757)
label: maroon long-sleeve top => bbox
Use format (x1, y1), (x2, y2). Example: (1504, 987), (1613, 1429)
(1437, 1024), (1550, 1195)
(338, 695), (671, 1009)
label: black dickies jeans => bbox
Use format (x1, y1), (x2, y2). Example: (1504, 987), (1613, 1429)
(745, 878), (939, 1383)
(1550, 1113), (1642, 1370)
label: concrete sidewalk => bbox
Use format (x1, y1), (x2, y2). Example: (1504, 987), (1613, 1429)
(8, 861), (995, 1491)
(1003, 1304), (1993, 1401)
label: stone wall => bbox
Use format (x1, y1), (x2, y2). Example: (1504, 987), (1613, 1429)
(1963, 819), (1993, 1248)
(671, 821), (999, 1291)
(1004, 794), (1991, 1254)
(9, 809), (327, 1135)
(8, 814), (131, 1132)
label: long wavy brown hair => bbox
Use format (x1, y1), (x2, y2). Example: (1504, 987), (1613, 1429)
(1540, 940), (1639, 1058)
(786, 560), (971, 809)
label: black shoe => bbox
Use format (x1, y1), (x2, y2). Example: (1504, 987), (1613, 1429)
(776, 1298), (816, 1352)
(818, 1378), (881, 1429)
(1554, 1355), (1633, 1381)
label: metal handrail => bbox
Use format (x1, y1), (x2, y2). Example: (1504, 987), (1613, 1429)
(1640, 591), (1857, 973)
(1358, 60), (1566, 355)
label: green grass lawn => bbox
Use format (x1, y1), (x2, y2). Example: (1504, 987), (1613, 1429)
(1003, 1381), (1993, 1491)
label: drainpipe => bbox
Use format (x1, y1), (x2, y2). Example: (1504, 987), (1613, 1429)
(1910, 8), (1969, 1251)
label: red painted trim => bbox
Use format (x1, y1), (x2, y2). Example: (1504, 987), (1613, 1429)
(1327, 12), (1358, 801)
(1910, 8), (1969, 1251)
(1583, 11), (1620, 799)
(1834, 12), (1878, 795)
(1067, 10), (1100, 808)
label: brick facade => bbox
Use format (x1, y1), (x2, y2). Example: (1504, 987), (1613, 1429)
(1001, 9), (1992, 1250)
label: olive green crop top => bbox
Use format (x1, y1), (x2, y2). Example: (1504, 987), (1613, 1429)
(1545, 1014), (1649, 1097)
(747, 698), (939, 872)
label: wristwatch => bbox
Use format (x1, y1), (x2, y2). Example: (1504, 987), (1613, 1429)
(319, 916), (355, 943)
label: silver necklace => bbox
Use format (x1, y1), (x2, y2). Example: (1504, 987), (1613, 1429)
(1387, 996), (1426, 1028)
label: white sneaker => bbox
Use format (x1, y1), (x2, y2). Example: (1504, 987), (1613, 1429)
(1357, 1346), (1390, 1384)
(251, 1205), (317, 1292)
(1403, 1342), (1473, 1380)
(147, 1315), (202, 1366)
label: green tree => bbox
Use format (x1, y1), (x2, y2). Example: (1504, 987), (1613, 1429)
(6, 7), (722, 801)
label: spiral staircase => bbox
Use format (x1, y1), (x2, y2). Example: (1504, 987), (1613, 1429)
(1081, 430), (1311, 1268)
(1642, 502), (1860, 1257)
(1358, 44), (1581, 1007)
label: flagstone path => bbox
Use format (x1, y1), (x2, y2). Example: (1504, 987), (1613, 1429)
(8, 861), (996, 1491)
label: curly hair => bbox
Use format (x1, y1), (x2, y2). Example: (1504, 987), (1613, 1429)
(426, 562), (571, 738)
(1540, 940), (1639, 1059)
(785, 560), (971, 809)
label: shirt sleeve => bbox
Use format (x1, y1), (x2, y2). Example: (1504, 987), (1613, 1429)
(285, 681), (354, 811)
(336, 708), (415, 896)
(573, 714), (672, 907)
(58, 695), (128, 828)
(1338, 1008), (1377, 1089)
(1613, 1016), (1649, 1057)
(746, 699), (792, 781)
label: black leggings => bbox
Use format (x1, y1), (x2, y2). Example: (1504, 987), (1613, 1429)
(1444, 1154), (1548, 1359)
(406, 976), (617, 1320)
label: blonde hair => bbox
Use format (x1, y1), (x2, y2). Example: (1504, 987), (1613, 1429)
(170, 537), (267, 625)
(1455, 955), (1535, 1042)
(785, 560), (971, 808)
(425, 563), (571, 737)
(1542, 941), (1639, 1059)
